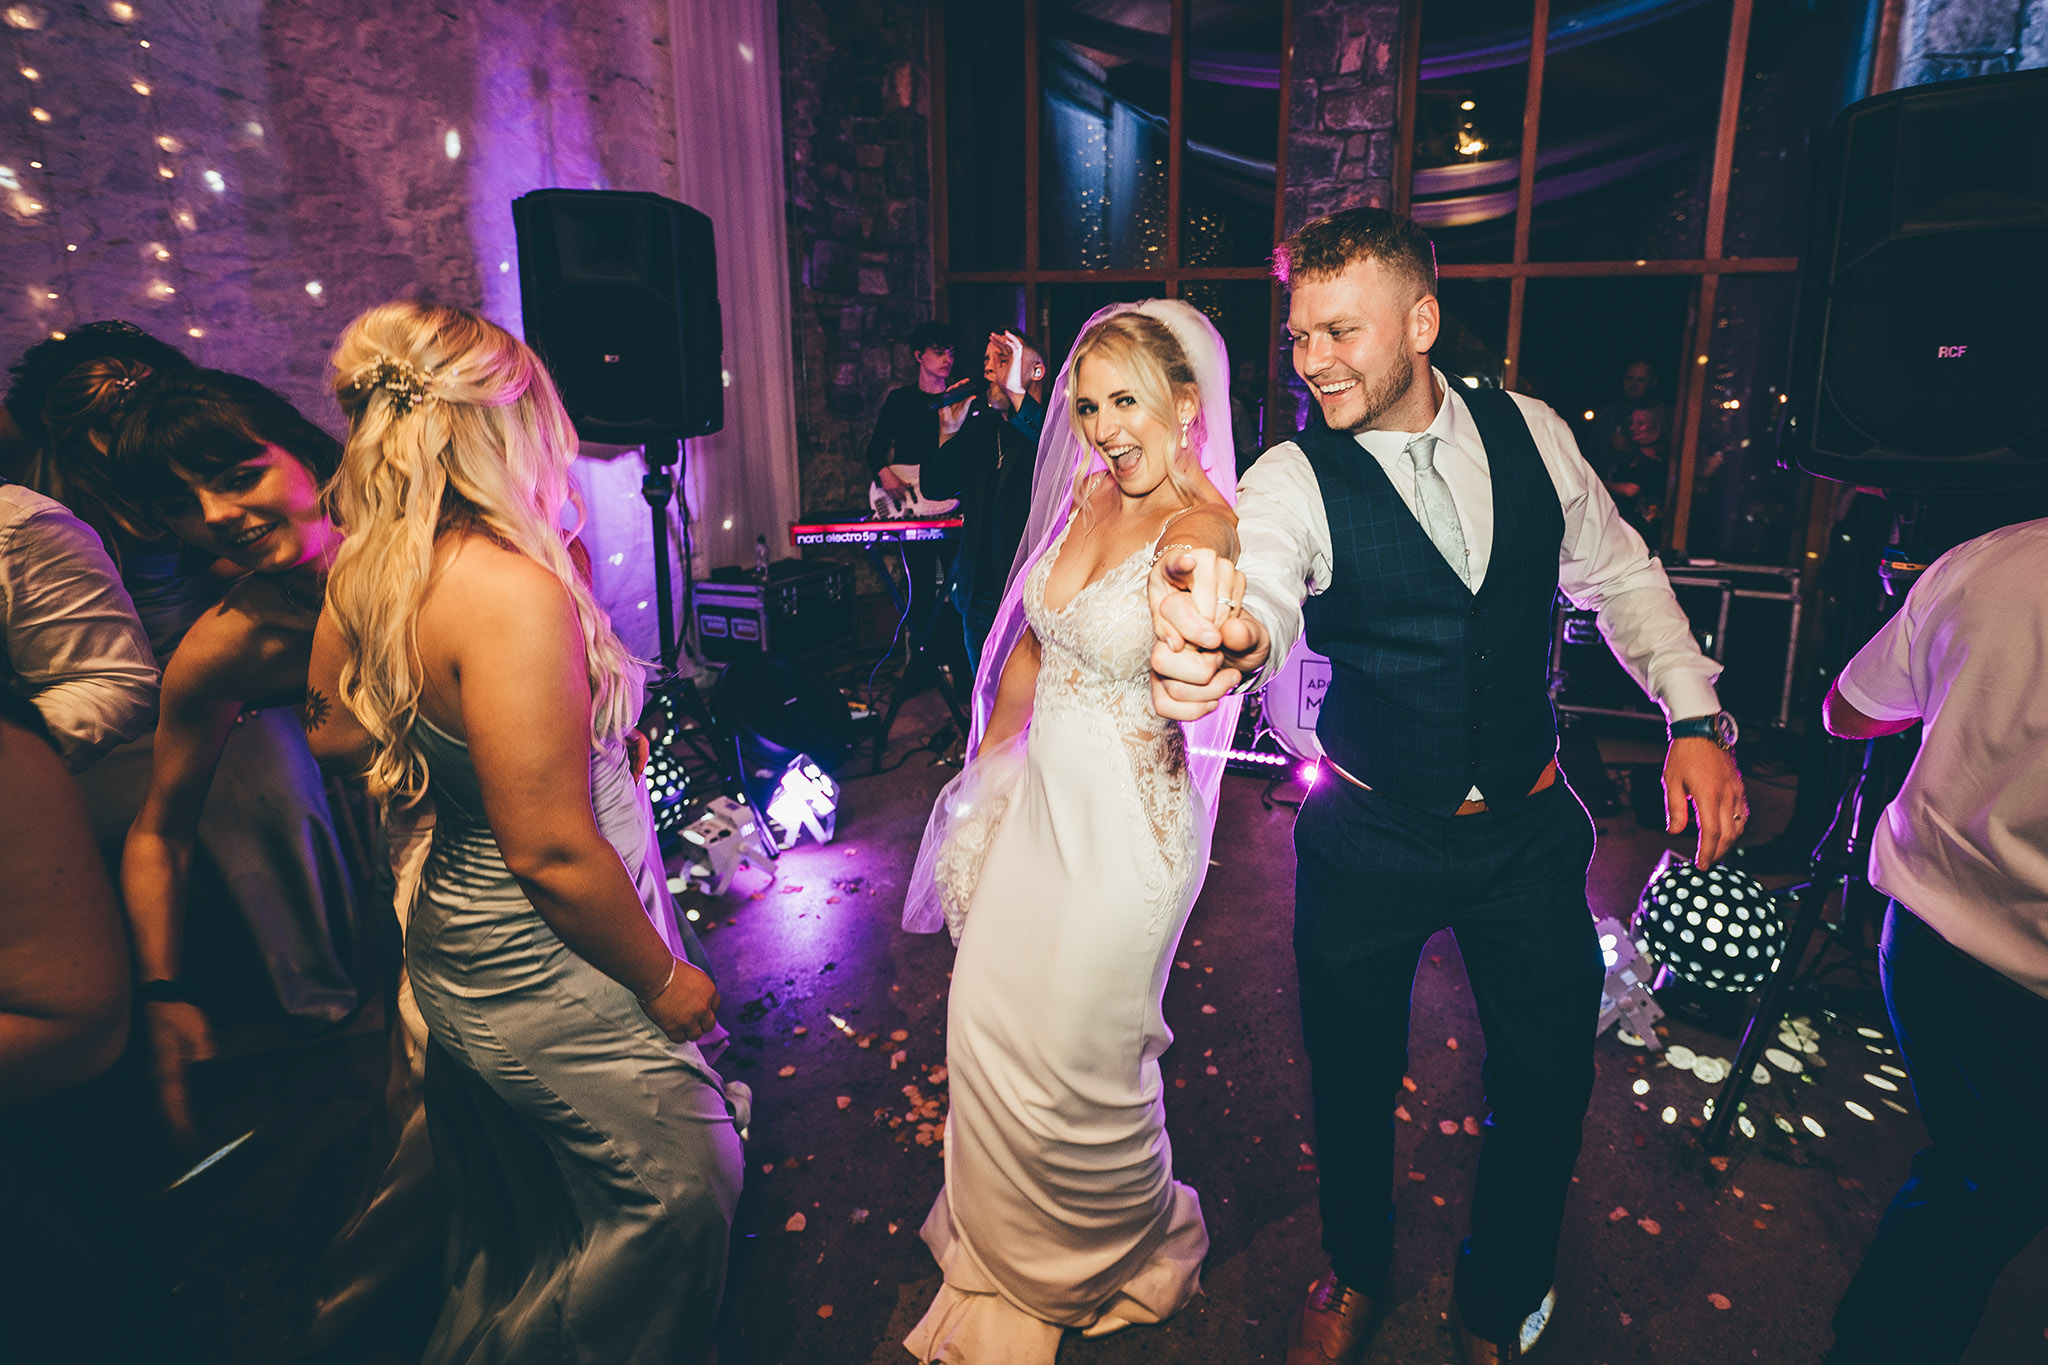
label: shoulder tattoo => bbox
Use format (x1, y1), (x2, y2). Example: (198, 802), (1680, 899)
(302, 685), (332, 735)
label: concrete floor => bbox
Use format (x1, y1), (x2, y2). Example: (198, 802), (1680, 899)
(81, 693), (2048, 1364)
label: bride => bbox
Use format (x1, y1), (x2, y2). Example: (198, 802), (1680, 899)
(901, 298), (1246, 1361)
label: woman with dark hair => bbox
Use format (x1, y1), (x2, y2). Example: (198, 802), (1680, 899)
(35, 357), (223, 658)
(110, 368), (362, 1139)
(0, 320), (190, 482)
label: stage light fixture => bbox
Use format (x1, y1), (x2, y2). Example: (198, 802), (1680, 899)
(1596, 913), (1665, 1047)
(675, 794), (760, 896)
(1633, 851), (1788, 993)
(765, 755), (838, 849)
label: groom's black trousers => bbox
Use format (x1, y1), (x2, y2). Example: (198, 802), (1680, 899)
(1293, 773), (1603, 1344)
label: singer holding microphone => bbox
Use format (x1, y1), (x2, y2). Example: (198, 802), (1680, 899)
(920, 328), (1046, 671)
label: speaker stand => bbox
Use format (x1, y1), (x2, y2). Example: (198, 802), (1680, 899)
(1702, 736), (1888, 1152)
(640, 438), (765, 855)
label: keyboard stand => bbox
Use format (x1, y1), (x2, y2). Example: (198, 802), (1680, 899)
(871, 554), (972, 772)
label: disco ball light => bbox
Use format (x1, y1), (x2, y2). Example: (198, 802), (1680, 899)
(1633, 852), (1788, 993)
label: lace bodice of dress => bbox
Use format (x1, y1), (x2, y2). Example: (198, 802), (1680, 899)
(1025, 517), (1194, 915)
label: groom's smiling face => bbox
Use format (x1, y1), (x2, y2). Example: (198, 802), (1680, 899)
(1288, 256), (1440, 434)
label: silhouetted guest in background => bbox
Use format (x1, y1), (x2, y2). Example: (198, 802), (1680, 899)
(1822, 516), (2048, 1365)
(921, 328), (1047, 672)
(1604, 406), (1670, 551)
(1231, 356), (1266, 476)
(1584, 359), (1671, 479)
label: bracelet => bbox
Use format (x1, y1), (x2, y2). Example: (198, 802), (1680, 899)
(1154, 542), (1202, 562)
(636, 957), (679, 1005)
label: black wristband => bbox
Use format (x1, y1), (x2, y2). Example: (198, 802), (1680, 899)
(139, 978), (195, 1005)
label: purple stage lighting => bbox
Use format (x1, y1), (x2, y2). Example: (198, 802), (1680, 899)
(765, 755), (839, 849)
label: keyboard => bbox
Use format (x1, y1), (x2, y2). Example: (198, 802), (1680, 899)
(789, 515), (964, 547)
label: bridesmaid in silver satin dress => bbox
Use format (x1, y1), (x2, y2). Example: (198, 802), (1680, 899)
(314, 300), (742, 1365)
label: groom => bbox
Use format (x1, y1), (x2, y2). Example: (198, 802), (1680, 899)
(1147, 208), (1747, 1363)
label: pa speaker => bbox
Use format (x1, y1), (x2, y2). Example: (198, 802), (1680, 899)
(1785, 68), (2048, 493)
(512, 189), (723, 443)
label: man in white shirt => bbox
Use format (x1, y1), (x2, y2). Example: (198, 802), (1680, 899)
(1147, 208), (1746, 1364)
(0, 480), (158, 771)
(1821, 518), (2048, 1365)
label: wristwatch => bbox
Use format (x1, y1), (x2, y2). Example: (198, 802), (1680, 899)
(1668, 711), (1739, 750)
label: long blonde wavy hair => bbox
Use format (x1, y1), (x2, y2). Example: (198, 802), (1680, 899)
(325, 301), (641, 800)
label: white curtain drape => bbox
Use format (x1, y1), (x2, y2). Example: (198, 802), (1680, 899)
(668, 0), (802, 573)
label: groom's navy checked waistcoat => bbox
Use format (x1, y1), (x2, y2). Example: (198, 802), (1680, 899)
(1295, 387), (1563, 817)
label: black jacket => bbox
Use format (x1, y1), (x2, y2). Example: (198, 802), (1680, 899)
(920, 394), (1045, 609)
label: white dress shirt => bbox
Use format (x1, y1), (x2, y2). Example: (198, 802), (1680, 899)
(1835, 518), (2048, 999)
(1236, 371), (1722, 798)
(0, 481), (160, 771)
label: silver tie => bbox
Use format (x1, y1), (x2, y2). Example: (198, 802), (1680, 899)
(1406, 434), (1472, 589)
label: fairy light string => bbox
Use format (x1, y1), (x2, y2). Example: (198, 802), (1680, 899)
(2, 3), (77, 336)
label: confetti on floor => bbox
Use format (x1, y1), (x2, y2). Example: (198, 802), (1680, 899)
(817, 1304), (834, 1318)
(1609, 1207), (1630, 1222)
(785, 1213), (807, 1233)
(1707, 1293), (1732, 1310)
(1636, 1217), (1661, 1235)
(778, 1066), (796, 1078)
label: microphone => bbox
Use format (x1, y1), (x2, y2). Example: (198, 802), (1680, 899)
(926, 377), (979, 411)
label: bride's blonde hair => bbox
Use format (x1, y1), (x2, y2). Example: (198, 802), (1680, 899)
(325, 301), (640, 800)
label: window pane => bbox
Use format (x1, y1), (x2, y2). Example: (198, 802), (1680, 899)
(1040, 7), (1172, 270)
(1410, 2), (1532, 264)
(1725, 0), (1873, 259)
(1528, 3), (1730, 262)
(1686, 274), (1804, 565)
(944, 1), (1028, 271)
(1180, 4), (1283, 268)
(1180, 281), (1279, 468)
(1039, 280), (1168, 378)
(1435, 279), (1511, 390)
(1520, 276), (1695, 551)
(946, 284), (1029, 365)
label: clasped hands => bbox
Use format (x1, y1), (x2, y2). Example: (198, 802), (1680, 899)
(1148, 547), (1264, 722)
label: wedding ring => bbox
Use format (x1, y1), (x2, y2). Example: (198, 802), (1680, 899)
(1216, 595), (1238, 612)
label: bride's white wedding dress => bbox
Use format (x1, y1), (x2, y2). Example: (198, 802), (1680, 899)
(904, 515), (1209, 1363)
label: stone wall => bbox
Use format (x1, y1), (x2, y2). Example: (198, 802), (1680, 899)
(1275, 1), (1405, 429)
(1282, 1), (1404, 236)
(777, 0), (932, 520)
(0, 0), (678, 427)
(1899, 0), (2048, 85)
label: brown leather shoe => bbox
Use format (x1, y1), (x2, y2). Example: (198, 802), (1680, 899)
(1285, 1269), (1377, 1365)
(1450, 1286), (1556, 1363)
